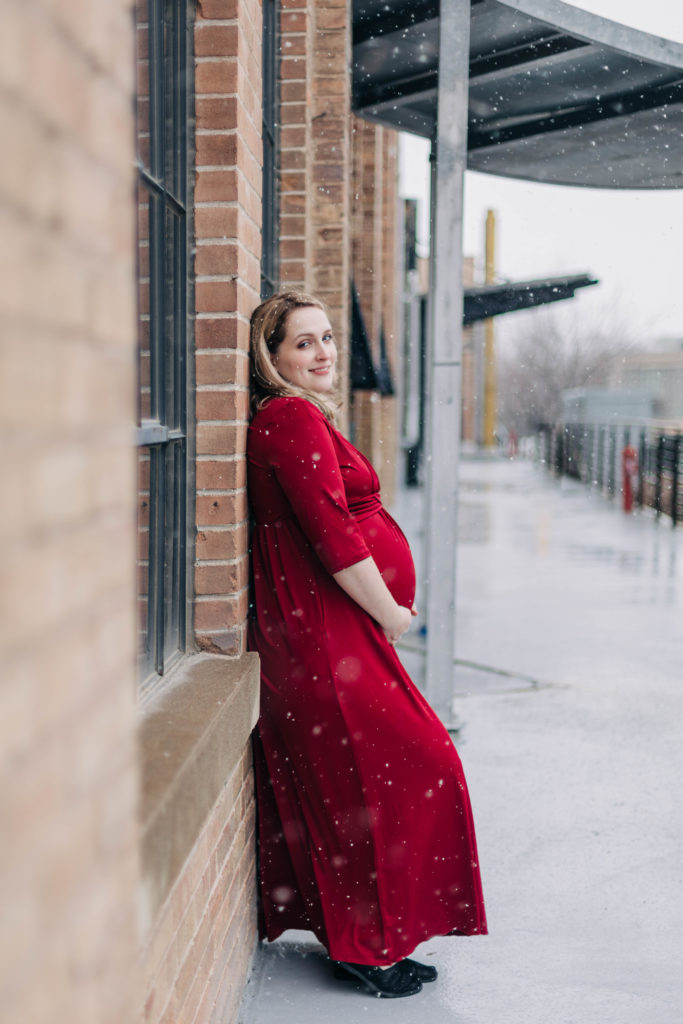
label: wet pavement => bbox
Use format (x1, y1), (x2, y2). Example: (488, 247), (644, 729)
(239, 456), (683, 1024)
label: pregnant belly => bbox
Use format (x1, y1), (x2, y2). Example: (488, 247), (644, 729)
(358, 509), (416, 609)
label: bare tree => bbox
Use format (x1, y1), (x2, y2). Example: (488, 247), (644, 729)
(497, 303), (643, 436)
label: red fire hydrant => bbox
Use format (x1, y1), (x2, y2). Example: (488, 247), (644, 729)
(622, 446), (638, 513)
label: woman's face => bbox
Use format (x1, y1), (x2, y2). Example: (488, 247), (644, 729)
(272, 306), (337, 394)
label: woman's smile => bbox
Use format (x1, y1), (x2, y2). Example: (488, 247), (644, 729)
(272, 306), (338, 394)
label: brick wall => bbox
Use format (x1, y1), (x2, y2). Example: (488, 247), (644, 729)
(350, 117), (401, 498)
(141, 743), (257, 1024)
(139, 3), (263, 1022)
(0, 2), (139, 1023)
(278, 0), (352, 413)
(194, 0), (262, 657)
(308, 0), (352, 399)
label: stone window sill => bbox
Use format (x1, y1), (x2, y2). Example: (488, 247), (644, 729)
(138, 651), (260, 923)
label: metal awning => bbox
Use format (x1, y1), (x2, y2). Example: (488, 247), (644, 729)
(353, 0), (683, 188)
(463, 272), (598, 323)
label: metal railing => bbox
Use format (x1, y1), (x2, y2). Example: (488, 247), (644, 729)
(537, 422), (683, 527)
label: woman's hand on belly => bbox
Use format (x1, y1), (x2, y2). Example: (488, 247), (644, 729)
(382, 604), (413, 645)
(332, 556), (414, 645)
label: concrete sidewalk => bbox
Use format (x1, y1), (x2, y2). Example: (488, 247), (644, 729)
(239, 457), (683, 1024)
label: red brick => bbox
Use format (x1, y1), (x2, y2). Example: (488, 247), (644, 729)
(280, 238), (305, 260)
(311, 94), (347, 118)
(315, 7), (347, 29)
(196, 132), (238, 167)
(312, 114), (345, 139)
(314, 139), (346, 161)
(280, 170), (305, 193)
(280, 147), (306, 171)
(280, 56), (307, 80)
(281, 12), (307, 32)
(195, 525), (248, 561)
(280, 193), (306, 215)
(196, 488), (248, 525)
(196, 420), (249, 455)
(195, 243), (238, 276)
(194, 592), (248, 630)
(195, 280), (238, 313)
(314, 74), (347, 98)
(195, 560), (247, 596)
(280, 33), (306, 55)
(197, 458), (249, 492)
(279, 260), (306, 284)
(195, 204), (238, 239)
(196, 0), (238, 17)
(195, 24), (239, 58)
(197, 384), (249, 420)
(314, 162), (344, 184)
(195, 59), (238, 94)
(280, 102), (307, 125)
(195, 351), (248, 386)
(281, 81), (306, 103)
(195, 317), (249, 351)
(195, 628), (243, 656)
(281, 215), (306, 237)
(196, 96), (239, 131)
(281, 125), (306, 148)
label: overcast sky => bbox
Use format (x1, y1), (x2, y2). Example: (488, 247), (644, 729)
(399, 1), (683, 346)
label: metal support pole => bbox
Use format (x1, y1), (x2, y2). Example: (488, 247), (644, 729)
(483, 209), (497, 448)
(423, 0), (471, 727)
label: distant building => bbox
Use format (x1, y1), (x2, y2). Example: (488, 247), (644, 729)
(561, 388), (656, 423)
(609, 344), (683, 422)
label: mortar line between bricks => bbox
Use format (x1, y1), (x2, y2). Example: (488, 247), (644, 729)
(196, 348), (249, 356)
(195, 237), (240, 245)
(195, 522), (248, 530)
(196, 460), (246, 468)
(197, 486), (243, 495)
(195, 588), (249, 602)
(196, 385), (246, 393)
(196, 128), (239, 136)
(194, 559), (242, 566)
(195, 315), (241, 322)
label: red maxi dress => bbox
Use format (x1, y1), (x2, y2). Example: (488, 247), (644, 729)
(247, 396), (487, 965)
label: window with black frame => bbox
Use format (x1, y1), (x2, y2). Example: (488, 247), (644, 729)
(261, 0), (279, 298)
(135, 0), (191, 687)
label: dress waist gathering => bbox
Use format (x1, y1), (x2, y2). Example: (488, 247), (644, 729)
(254, 492), (383, 527)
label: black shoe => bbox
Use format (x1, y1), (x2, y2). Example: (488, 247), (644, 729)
(333, 960), (423, 998)
(401, 957), (438, 982)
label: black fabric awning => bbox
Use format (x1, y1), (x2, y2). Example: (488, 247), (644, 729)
(463, 272), (598, 323)
(351, 286), (397, 393)
(350, 284), (379, 390)
(352, 0), (683, 189)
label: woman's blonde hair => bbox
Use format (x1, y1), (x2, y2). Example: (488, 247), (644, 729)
(249, 291), (339, 421)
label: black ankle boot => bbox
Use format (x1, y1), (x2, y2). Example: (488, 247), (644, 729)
(400, 957), (438, 982)
(333, 960), (423, 998)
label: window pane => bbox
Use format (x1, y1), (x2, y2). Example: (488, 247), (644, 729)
(137, 446), (154, 678)
(135, 0), (190, 690)
(137, 183), (152, 422)
(163, 204), (178, 428)
(164, 0), (186, 200)
(163, 439), (185, 665)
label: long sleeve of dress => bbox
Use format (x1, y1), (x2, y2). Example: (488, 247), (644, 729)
(259, 398), (371, 575)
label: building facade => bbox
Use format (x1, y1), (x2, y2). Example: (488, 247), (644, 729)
(1, 2), (402, 1023)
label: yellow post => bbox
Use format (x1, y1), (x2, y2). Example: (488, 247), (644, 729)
(483, 209), (496, 448)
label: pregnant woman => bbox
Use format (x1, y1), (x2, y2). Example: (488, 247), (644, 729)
(247, 292), (487, 999)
